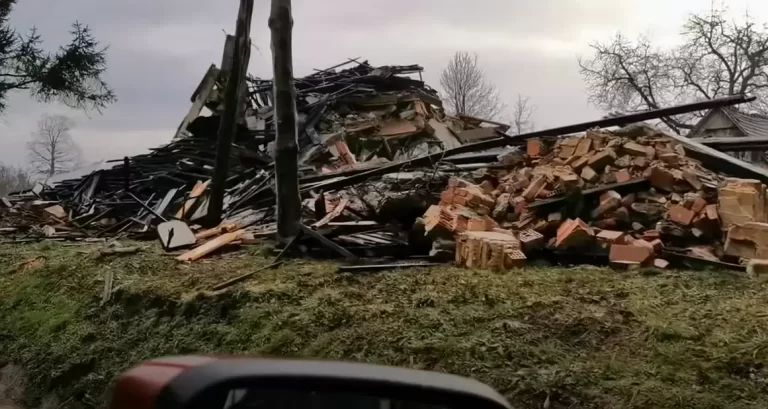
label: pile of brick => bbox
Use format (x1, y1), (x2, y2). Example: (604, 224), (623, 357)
(422, 127), (768, 271)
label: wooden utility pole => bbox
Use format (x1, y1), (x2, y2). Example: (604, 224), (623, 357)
(270, 0), (301, 242)
(207, 0), (254, 226)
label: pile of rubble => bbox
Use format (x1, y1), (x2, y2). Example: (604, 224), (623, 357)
(421, 125), (768, 273)
(0, 58), (504, 264)
(3, 46), (768, 275)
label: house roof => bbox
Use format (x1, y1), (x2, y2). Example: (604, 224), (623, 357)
(690, 107), (768, 139)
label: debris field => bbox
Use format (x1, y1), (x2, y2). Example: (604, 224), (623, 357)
(1, 55), (768, 278)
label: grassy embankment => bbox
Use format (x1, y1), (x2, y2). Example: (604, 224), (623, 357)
(1, 241), (767, 409)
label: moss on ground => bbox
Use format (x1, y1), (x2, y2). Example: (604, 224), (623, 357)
(1, 241), (768, 409)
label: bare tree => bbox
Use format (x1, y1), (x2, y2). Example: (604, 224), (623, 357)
(27, 114), (82, 177)
(511, 95), (536, 134)
(579, 8), (768, 134)
(0, 164), (31, 196)
(440, 52), (506, 120)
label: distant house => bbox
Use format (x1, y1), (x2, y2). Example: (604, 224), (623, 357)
(688, 107), (768, 163)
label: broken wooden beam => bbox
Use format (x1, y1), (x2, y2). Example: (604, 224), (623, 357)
(177, 229), (245, 262)
(195, 223), (239, 241)
(312, 197), (349, 228)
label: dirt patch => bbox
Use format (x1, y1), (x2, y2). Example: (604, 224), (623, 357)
(0, 364), (25, 409)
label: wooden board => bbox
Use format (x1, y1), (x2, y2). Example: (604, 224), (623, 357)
(195, 223), (239, 241)
(312, 197), (349, 228)
(176, 180), (211, 219)
(177, 229), (245, 262)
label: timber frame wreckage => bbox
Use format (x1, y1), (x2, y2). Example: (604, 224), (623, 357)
(5, 0), (768, 287)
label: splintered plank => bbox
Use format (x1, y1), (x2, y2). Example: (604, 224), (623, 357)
(176, 180), (211, 219)
(194, 223), (239, 241)
(174, 64), (221, 140)
(176, 229), (245, 262)
(312, 197), (350, 228)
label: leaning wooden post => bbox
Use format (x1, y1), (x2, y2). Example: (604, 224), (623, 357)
(207, 0), (254, 226)
(270, 0), (301, 243)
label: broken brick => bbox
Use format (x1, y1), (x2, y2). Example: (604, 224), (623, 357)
(615, 169), (632, 183)
(682, 170), (703, 190)
(609, 244), (653, 264)
(559, 146), (576, 159)
(633, 239), (656, 253)
(691, 197), (707, 214)
(587, 148), (617, 171)
(632, 156), (648, 168)
(725, 222), (768, 259)
(596, 230), (626, 248)
(581, 166), (598, 183)
(555, 218), (594, 249)
(522, 176), (547, 201)
(527, 138), (545, 157)
(574, 138), (592, 157)
(659, 153), (680, 165)
(623, 142), (649, 157)
(519, 229), (545, 252)
(718, 179), (768, 229)
(649, 166), (676, 192)
(559, 173), (581, 188)
(571, 155), (592, 171)
(668, 205), (695, 226)
(504, 249), (527, 268)
(592, 196), (621, 219)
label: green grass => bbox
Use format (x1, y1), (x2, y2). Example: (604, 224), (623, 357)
(1, 241), (768, 409)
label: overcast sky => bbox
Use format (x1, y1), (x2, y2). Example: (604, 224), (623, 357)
(1, 0), (766, 166)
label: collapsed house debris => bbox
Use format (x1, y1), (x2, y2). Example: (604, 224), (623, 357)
(0, 49), (765, 278)
(0, 58), (505, 261)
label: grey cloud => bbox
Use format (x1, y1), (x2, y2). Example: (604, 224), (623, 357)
(1, 0), (626, 166)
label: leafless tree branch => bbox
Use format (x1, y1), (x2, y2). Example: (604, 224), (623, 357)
(26, 114), (81, 177)
(439, 52), (506, 120)
(579, 8), (768, 133)
(511, 94), (536, 135)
